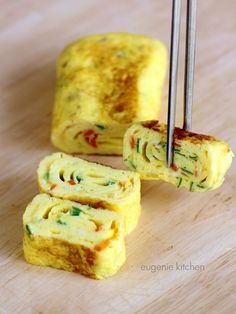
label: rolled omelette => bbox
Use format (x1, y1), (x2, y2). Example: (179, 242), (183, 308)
(123, 120), (233, 192)
(23, 194), (126, 279)
(37, 152), (141, 234)
(51, 32), (167, 155)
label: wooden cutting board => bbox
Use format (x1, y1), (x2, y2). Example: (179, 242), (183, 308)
(1, 1), (236, 313)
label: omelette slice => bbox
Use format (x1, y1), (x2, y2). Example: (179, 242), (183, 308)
(23, 194), (126, 279)
(51, 32), (167, 155)
(123, 120), (233, 192)
(37, 152), (141, 234)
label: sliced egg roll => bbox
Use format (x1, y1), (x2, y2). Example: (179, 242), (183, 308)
(123, 120), (233, 192)
(37, 152), (141, 234)
(51, 32), (167, 155)
(23, 194), (126, 279)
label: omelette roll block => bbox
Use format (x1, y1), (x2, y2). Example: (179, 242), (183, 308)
(51, 32), (167, 155)
(123, 121), (233, 192)
(37, 152), (141, 234)
(23, 194), (126, 279)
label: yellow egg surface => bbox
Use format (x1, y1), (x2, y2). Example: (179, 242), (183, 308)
(51, 32), (167, 155)
(23, 194), (126, 279)
(123, 120), (233, 192)
(37, 152), (141, 234)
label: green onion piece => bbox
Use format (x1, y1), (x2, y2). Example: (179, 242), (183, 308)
(174, 150), (187, 158)
(106, 180), (116, 186)
(189, 154), (198, 161)
(201, 176), (207, 183)
(177, 177), (182, 188)
(161, 142), (167, 148)
(174, 148), (181, 152)
(152, 153), (159, 160)
(76, 176), (82, 183)
(71, 206), (84, 216)
(196, 184), (207, 189)
(129, 160), (136, 169)
(25, 224), (32, 236)
(181, 168), (194, 175)
(44, 172), (50, 182)
(136, 138), (141, 153)
(62, 62), (68, 68)
(57, 219), (66, 225)
(95, 124), (105, 130)
(189, 181), (194, 191)
(115, 50), (127, 58)
(58, 77), (65, 87)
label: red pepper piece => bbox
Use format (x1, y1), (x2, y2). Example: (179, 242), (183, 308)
(171, 163), (178, 171)
(95, 225), (103, 232)
(50, 183), (57, 190)
(130, 136), (136, 148)
(94, 239), (110, 251)
(174, 142), (181, 147)
(68, 179), (76, 185)
(83, 129), (94, 137)
(90, 133), (98, 148)
(83, 129), (98, 148)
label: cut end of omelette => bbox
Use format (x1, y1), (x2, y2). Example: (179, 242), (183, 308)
(23, 194), (126, 279)
(37, 152), (141, 234)
(123, 120), (233, 192)
(51, 32), (167, 155)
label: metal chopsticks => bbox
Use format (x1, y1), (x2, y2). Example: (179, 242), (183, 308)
(166, 0), (182, 167)
(183, 0), (197, 131)
(166, 0), (197, 167)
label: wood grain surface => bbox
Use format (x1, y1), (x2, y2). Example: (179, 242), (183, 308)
(1, 1), (236, 313)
